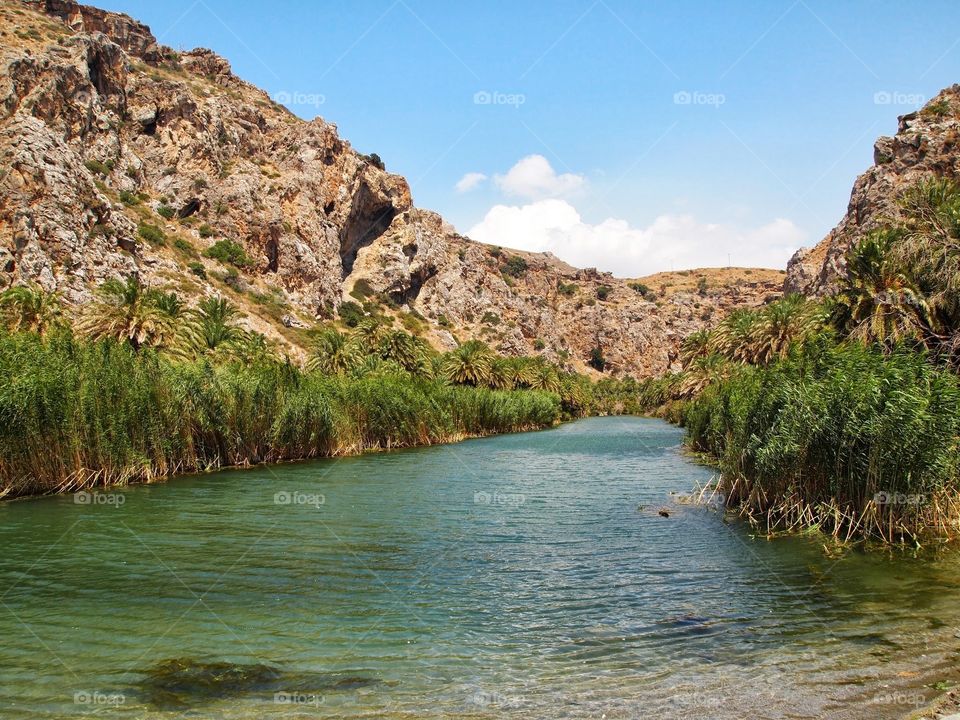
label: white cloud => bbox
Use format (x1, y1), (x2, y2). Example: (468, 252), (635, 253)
(455, 172), (487, 193)
(466, 199), (805, 277)
(494, 154), (585, 199)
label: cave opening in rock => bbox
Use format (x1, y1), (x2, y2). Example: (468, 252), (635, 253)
(265, 236), (279, 273)
(178, 198), (201, 218)
(390, 264), (437, 306)
(339, 183), (396, 277)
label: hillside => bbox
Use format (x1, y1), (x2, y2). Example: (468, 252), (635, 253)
(786, 85), (960, 295)
(0, 0), (779, 377)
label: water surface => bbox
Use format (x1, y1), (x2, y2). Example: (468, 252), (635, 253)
(1, 417), (959, 718)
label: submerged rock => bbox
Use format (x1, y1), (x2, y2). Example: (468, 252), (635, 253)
(136, 658), (378, 709)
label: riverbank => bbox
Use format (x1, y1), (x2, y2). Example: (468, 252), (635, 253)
(912, 688), (960, 720)
(0, 329), (565, 500)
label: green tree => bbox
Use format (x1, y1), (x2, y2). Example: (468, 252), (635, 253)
(307, 327), (361, 375)
(680, 329), (712, 368)
(442, 340), (494, 386)
(747, 295), (825, 365)
(188, 296), (248, 357)
(378, 329), (429, 374)
(79, 276), (173, 351)
(0, 284), (64, 335)
(832, 232), (931, 348)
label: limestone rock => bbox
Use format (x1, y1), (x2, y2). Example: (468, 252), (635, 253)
(0, 0), (782, 376)
(785, 85), (960, 296)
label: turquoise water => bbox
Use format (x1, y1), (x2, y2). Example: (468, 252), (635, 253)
(2, 417), (960, 718)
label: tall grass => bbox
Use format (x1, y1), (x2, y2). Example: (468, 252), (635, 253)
(0, 330), (561, 498)
(682, 342), (960, 543)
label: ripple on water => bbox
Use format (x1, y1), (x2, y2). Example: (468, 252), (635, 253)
(0, 417), (958, 719)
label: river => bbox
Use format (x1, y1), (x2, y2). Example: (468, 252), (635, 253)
(1, 417), (958, 718)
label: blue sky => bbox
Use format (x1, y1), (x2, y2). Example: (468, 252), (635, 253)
(98, 0), (960, 276)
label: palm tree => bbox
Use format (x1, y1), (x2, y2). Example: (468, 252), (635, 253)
(487, 358), (515, 389)
(748, 295), (825, 365)
(79, 276), (172, 350)
(307, 327), (361, 374)
(350, 317), (386, 354)
(894, 178), (960, 352)
(146, 289), (193, 352)
(231, 331), (277, 365)
(680, 329), (712, 368)
(677, 353), (730, 399)
(442, 340), (494, 386)
(559, 373), (590, 415)
(528, 361), (562, 393)
(188, 296), (248, 357)
(378, 329), (428, 374)
(0, 284), (64, 335)
(502, 357), (536, 388)
(832, 233), (931, 348)
(709, 309), (760, 363)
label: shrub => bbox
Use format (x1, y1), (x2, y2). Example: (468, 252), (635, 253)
(503, 255), (528, 278)
(401, 312), (426, 335)
(84, 159), (109, 176)
(119, 190), (140, 206)
(337, 301), (365, 328)
(156, 204), (176, 220)
(88, 223), (111, 238)
(629, 282), (652, 298)
(923, 99), (951, 117)
(174, 237), (195, 254)
(557, 281), (578, 297)
(198, 224), (215, 238)
(697, 277), (709, 296)
(137, 223), (165, 245)
(187, 261), (207, 278)
(362, 153), (385, 170)
(204, 239), (252, 268)
(596, 285), (612, 301)
(481, 312), (500, 326)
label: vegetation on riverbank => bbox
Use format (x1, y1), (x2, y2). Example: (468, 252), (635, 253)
(0, 282), (581, 499)
(632, 178), (960, 544)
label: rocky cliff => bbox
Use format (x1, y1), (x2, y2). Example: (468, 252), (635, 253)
(786, 85), (960, 295)
(0, 0), (781, 377)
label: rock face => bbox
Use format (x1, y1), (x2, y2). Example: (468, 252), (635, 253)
(0, 0), (781, 377)
(785, 86), (960, 296)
